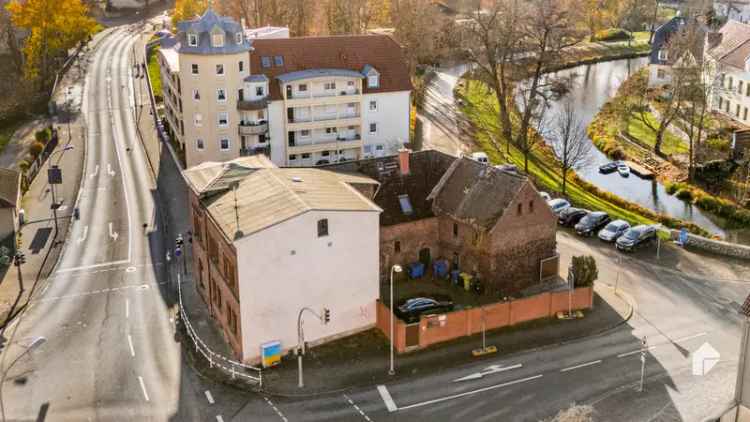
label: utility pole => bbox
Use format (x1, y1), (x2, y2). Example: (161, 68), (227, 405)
(568, 265), (575, 318)
(13, 251), (25, 292)
(175, 233), (185, 275)
(297, 307), (330, 388)
(639, 336), (647, 392)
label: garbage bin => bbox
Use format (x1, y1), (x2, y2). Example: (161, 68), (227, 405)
(409, 262), (425, 279)
(461, 272), (474, 291)
(451, 270), (460, 286)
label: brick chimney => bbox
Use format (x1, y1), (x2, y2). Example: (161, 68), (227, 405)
(398, 148), (411, 176)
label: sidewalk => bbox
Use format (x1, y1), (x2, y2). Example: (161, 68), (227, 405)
(0, 36), (95, 328)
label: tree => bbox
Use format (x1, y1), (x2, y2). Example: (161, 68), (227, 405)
(571, 256), (597, 287)
(545, 404), (595, 422)
(391, 0), (450, 72)
(172, 0), (207, 27)
(325, 0), (389, 35)
(6, 0), (97, 84)
(551, 100), (593, 194)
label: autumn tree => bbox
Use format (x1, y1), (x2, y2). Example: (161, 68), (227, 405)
(390, 0), (452, 73)
(551, 100), (593, 194)
(6, 0), (97, 85)
(172, 0), (207, 27)
(325, 0), (389, 35)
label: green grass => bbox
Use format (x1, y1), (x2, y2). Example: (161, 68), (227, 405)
(626, 112), (689, 156)
(147, 46), (162, 100)
(0, 120), (24, 155)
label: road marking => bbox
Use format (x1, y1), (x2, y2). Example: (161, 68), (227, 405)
(32, 282), (163, 303)
(109, 222), (119, 242)
(616, 332), (707, 358)
(396, 375), (543, 412)
(77, 226), (88, 243)
(138, 376), (150, 402)
(618, 347), (656, 358)
(56, 259), (131, 273)
(344, 394), (373, 421)
(216, 417), (224, 422)
(107, 163), (116, 177)
(125, 299), (129, 318)
(675, 332), (707, 344)
(377, 385), (398, 412)
(263, 397), (288, 422)
(453, 363), (523, 382)
(90, 164), (99, 178)
(126, 266), (136, 273)
(205, 390), (215, 405)
(127, 334), (135, 357)
(560, 360), (602, 372)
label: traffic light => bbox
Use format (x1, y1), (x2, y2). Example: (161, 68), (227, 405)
(175, 234), (184, 257)
(14, 252), (26, 267)
(323, 308), (330, 325)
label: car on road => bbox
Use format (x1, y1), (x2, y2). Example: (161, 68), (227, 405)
(574, 211), (611, 236)
(616, 225), (657, 252)
(617, 162), (630, 177)
(559, 207), (589, 227)
(599, 161), (618, 174)
(470, 152), (489, 164)
(538, 191), (551, 202)
(397, 297), (454, 322)
(598, 219), (631, 242)
(548, 198), (571, 216)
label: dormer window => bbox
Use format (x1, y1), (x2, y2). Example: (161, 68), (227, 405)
(235, 32), (243, 45)
(368, 74), (379, 88)
(212, 33), (224, 47)
(188, 33), (198, 47)
(658, 49), (668, 61)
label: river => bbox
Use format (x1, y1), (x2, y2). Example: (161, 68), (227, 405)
(536, 57), (747, 240)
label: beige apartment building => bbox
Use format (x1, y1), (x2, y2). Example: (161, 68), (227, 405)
(158, 9), (412, 169)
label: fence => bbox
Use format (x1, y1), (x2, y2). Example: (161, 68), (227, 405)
(21, 128), (60, 192)
(376, 286), (594, 352)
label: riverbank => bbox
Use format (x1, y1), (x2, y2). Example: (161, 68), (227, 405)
(547, 31), (651, 74)
(457, 78), (710, 236)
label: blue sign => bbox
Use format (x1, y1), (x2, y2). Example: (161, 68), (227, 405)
(679, 228), (688, 246)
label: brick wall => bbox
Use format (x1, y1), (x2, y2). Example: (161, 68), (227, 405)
(376, 287), (594, 352)
(379, 217), (439, 279)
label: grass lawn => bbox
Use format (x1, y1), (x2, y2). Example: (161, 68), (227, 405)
(626, 112), (689, 156)
(0, 120), (24, 155)
(147, 46), (162, 100)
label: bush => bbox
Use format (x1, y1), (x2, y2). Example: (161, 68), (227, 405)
(675, 188), (693, 201)
(29, 141), (45, 158)
(34, 128), (51, 144)
(571, 256), (598, 287)
(706, 137), (731, 152)
(17, 159), (31, 172)
(593, 28), (630, 42)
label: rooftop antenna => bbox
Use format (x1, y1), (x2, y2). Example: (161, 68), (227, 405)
(230, 181), (244, 240)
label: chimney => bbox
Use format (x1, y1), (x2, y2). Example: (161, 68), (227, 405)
(398, 148), (411, 176)
(241, 18), (246, 30)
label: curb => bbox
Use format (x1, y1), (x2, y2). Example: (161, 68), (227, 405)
(257, 283), (636, 398)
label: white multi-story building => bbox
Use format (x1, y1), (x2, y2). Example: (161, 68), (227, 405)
(716, 0), (750, 23)
(158, 9), (412, 169)
(706, 20), (750, 126)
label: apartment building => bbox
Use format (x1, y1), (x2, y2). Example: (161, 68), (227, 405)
(716, 0), (750, 23)
(707, 20), (750, 126)
(184, 155), (382, 363)
(157, 9), (412, 169)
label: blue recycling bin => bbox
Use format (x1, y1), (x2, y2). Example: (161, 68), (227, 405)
(433, 259), (449, 279)
(408, 262), (425, 279)
(451, 269), (460, 285)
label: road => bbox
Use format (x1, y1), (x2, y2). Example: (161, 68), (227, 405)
(0, 25), (202, 421)
(419, 63), (472, 157)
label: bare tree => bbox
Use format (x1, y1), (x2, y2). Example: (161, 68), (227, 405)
(551, 100), (593, 194)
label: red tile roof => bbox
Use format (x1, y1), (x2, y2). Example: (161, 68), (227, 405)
(248, 35), (413, 101)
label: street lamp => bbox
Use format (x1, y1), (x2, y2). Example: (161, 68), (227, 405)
(389, 264), (402, 376)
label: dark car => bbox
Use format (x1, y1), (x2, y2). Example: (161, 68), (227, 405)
(558, 207), (589, 227)
(397, 297), (453, 322)
(598, 219), (631, 242)
(574, 211), (611, 236)
(599, 162), (618, 174)
(616, 225), (658, 252)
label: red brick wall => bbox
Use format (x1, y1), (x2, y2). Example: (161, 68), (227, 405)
(379, 218), (439, 279)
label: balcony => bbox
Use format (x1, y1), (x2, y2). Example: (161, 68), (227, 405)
(287, 114), (361, 131)
(285, 89), (362, 106)
(237, 98), (268, 111)
(238, 121), (268, 135)
(240, 145), (270, 157)
(287, 136), (362, 155)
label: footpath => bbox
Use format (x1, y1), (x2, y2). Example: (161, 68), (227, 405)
(0, 30), (111, 328)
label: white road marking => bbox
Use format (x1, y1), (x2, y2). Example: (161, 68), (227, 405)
(127, 334), (135, 357)
(216, 416), (224, 422)
(377, 385), (398, 412)
(618, 346), (657, 358)
(107, 163), (116, 177)
(205, 390), (215, 404)
(344, 394), (373, 421)
(396, 375), (544, 412)
(125, 299), (129, 318)
(453, 363), (523, 382)
(138, 376), (150, 401)
(89, 164), (99, 178)
(675, 332), (707, 343)
(263, 397), (288, 422)
(616, 332), (708, 358)
(41, 283), (49, 296)
(32, 282), (161, 303)
(560, 360), (602, 372)
(56, 259), (131, 273)
(77, 225), (88, 243)
(109, 222), (119, 242)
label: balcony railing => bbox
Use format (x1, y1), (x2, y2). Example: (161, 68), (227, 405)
(240, 146), (270, 157)
(237, 98), (268, 111)
(288, 89), (361, 100)
(289, 134), (361, 147)
(288, 112), (360, 124)
(238, 121), (268, 135)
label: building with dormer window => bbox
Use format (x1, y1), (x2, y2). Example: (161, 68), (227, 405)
(157, 9), (412, 169)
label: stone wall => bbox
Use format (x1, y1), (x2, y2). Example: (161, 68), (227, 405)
(670, 229), (750, 259)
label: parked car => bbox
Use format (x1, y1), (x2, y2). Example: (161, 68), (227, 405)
(574, 211), (611, 236)
(538, 191), (552, 202)
(471, 152), (489, 164)
(559, 207), (589, 227)
(598, 219), (631, 242)
(397, 297), (454, 322)
(548, 198), (571, 216)
(616, 225), (657, 252)
(617, 162), (630, 177)
(599, 161), (618, 174)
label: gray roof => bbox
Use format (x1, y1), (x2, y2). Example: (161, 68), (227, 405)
(244, 74), (268, 83)
(427, 157), (528, 230)
(176, 8), (252, 55)
(276, 69), (365, 83)
(362, 64), (378, 75)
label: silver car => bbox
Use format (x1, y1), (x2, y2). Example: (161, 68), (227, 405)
(598, 219), (631, 242)
(548, 198), (570, 216)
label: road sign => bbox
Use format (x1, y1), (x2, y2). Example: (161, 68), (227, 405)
(48, 167), (62, 185)
(679, 228), (688, 246)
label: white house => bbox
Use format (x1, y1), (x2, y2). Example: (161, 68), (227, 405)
(706, 20), (750, 126)
(716, 0), (750, 23)
(185, 155), (382, 363)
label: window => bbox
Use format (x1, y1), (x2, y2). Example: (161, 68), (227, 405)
(300, 129), (311, 138)
(317, 218), (329, 237)
(188, 33), (198, 47)
(196, 139), (204, 150)
(729, 76), (734, 89)
(719, 97), (724, 109)
(212, 33), (224, 47)
(657, 69), (666, 79)
(261, 56), (271, 68)
(238, 88), (244, 101)
(219, 138), (230, 150)
(235, 32), (243, 44)
(301, 153), (311, 159)
(258, 109), (265, 120)
(657, 50), (668, 61)
(368, 74), (379, 88)
(324, 82), (336, 90)
(738, 104), (742, 117)
(740, 81), (744, 94)
(191, 64), (199, 75)
(216, 64), (224, 75)
(193, 89), (200, 100)
(746, 84), (750, 96)
(217, 88), (227, 102)
(325, 127), (337, 134)
(347, 81), (355, 87)
(274, 55), (284, 66)
(256, 86), (264, 96)
(289, 154), (298, 161)
(529, 200), (534, 213)
(321, 150), (330, 157)
(375, 145), (384, 151)
(194, 113), (203, 127)
(453, 223), (458, 238)
(218, 112), (228, 126)
(369, 100), (378, 111)
(745, 107), (748, 121)
(369, 123), (377, 134)
(394, 241), (401, 253)
(727, 100), (731, 113)
(398, 194), (413, 215)
(299, 84), (308, 92)
(517, 203), (523, 216)
(238, 61), (244, 72)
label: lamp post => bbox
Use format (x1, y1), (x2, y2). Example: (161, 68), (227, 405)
(389, 264), (402, 376)
(48, 145), (74, 236)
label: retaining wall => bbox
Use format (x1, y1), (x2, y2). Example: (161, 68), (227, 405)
(670, 230), (750, 260)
